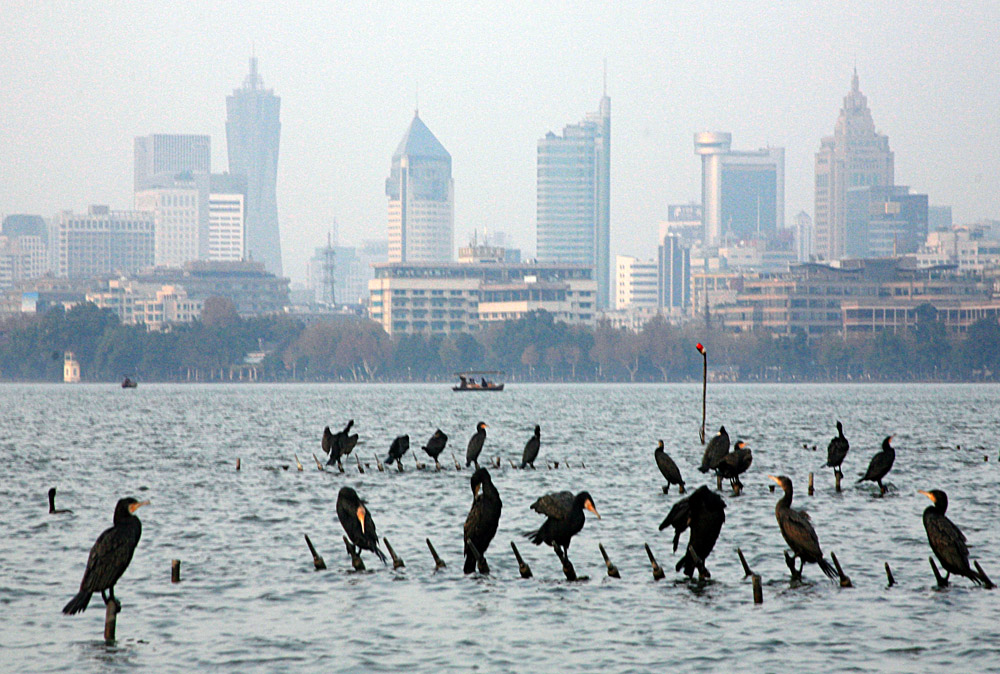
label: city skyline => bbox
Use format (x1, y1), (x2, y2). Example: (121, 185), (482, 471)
(2, 3), (998, 283)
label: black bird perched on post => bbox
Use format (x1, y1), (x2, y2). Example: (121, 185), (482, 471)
(466, 421), (488, 468)
(654, 440), (685, 494)
(658, 485), (725, 578)
(385, 435), (410, 467)
(336, 487), (386, 564)
(858, 435), (896, 495)
(48, 487), (72, 514)
(918, 489), (984, 586)
(699, 426), (730, 474)
(715, 441), (752, 493)
(768, 475), (837, 580)
(521, 425), (541, 469)
(324, 419), (357, 467)
(62, 497), (149, 615)
(527, 491), (600, 559)
(825, 421), (849, 479)
(422, 429), (448, 469)
(464, 468), (502, 573)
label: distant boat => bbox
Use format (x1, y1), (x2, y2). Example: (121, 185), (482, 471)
(121, 377), (138, 389)
(453, 371), (505, 392)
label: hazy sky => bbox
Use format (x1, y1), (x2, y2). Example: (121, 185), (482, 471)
(3, 2), (999, 282)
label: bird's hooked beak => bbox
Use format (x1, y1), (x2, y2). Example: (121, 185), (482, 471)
(767, 475), (781, 486)
(585, 499), (601, 519)
(356, 505), (367, 533)
(128, 500), (150, 513)
(918, 490), (936, 503)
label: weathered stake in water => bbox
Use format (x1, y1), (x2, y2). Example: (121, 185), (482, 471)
(511, 541), (533, 578)
(171, 559), (181, 583)
(104, 599), (118, 643)
(343, 536), (365, 571)
(644, 543), (665, 581)
(384, 537), (405, 570)
(885, 562), (896, 587)
(304, 534), (326, 570)
(598, 543), (620, 578)
(426, 538), (446, 570)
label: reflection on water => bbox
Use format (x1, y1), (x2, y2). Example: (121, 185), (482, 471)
(1, 383), (999, 672)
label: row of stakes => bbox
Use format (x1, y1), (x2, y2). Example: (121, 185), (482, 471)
(235, 451), (585, 474)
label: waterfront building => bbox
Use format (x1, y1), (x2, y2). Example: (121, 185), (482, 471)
(536, 94), (611, 308)
(135, 177), (204, 267)
(133, 260), (288, 315)
(134, 134), (210, 191)
(226, 57), (282, 275)
(0, 215), (49, 289)
(615, 255), (658, 309)
(368, 261), (596, 335)
(87, 279), (203, 330)
(845, 185), (928, 257)
(208, 173), (247, 262)
(695, 132), (784, 247)
(658, 235), (691, 312)
(386, 112), (453, 263)
(53, 206), (154, 279)
(659, 204), (703, 248)
(814, 69), (894, 260)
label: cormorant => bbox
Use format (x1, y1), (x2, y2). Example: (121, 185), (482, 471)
(654, 440), (685, 494)
(825, 421), (849, 479)
(336, 487), (387, 564)
(699, 426), (730, 474)
(324, 419), (356, 467)
(466, 421), (488, 468)
(918, 489), (983, 585)
(715, 441), (752, 492)
(658, 485), (726, 578)
(526, 491), (600, 561)
(62, 497), (149, 614)
(385, 435), (410, 467)
(768, 475), (837, 580)
(48, 487), (72, 514)
(464, 468), (502, 573)
(422, 429), (449, 469)
(858, 436), (896, 495)
(521, 425), (541, 469)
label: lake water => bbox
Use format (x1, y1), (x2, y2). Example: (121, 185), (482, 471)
(1, 383), (998, 673)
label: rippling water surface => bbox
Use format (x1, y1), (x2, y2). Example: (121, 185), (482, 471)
(2, 383), (998, 673)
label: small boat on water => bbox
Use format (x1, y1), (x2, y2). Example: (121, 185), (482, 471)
(453, 371), (505, 392)
(121, 377), (138, 389)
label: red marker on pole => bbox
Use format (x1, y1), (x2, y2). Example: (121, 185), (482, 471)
(697, 343), (707, 443)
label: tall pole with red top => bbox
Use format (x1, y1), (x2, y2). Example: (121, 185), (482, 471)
(697, 343), (707, 444)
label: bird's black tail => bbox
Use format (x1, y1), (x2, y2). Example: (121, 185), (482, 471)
(62, 590), (92, 615)
(525, 527), (545, 546)
(373, 544), (388, 565)
(818, 557), (838, 580)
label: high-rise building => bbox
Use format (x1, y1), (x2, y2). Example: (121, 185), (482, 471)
(658, 235), (690, 312)
(226, 57), (282, 276)
(695, 132), (784, 247)
(795, 211), (813, 262)
(659, 204), (703, 248)
(615, 255), (658, 309)
(53, 206), (154, 278)
(536, 94), (611, 308)
(845, 185), (928, 257)
(0, 215), (49, 289)
(208, 173), (246, 262)
(135, 179), (203, 267)
(814, 69), (894, 261)
(134, 134), (210, 191)
(386, 112), (453, 263)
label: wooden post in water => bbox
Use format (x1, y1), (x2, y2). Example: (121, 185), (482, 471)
(304, 534), (326, 570)
(236, 458), (241, 471)
(697, 343), (707, 444)
(830, 552), (852, 587)
(974, 561), (995, 589)
(294, 454), (303, 471)
(467, 539), (489, 574)
(834, 470), (842, 493)
(343, 536), (365, 571)
(885, 562), (895, 587)
(808, 473), (814, 496)
(598, 543), (620, 578)
(312, 453), (325, 471)
(554, 544), (578, 581)
(171, 559), (181, 583)
(104, 599), (118, 643)
(426, 538), (446, 570)
(452, 452), (461, 470)
(357, 455), (364, 474)
(737, 548), (753, 578)
(509, 459), (517, 469)
(929, 556), (947, 587)
(511, 541), (533, 578)
(644, 543), (665, 581)
(384, 537), (405, 570)
(752, 574), (763, 604)
(716, 473), (722, 491)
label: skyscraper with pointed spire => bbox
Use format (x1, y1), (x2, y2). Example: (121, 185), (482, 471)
(226, 57), (282, 275)
(536, 93), (611, 308)
(385, 111), (453, 262)
(814, 69), (894, 260)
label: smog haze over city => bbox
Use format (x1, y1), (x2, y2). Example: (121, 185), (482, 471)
(2, 1), (998, 282)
